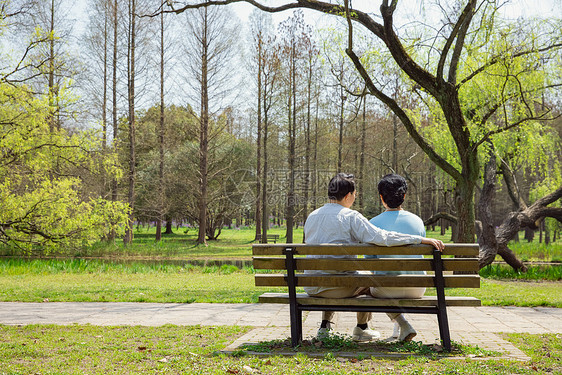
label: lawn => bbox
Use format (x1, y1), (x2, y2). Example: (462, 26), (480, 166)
(0, 324), (559, 374)
(0, 259), (561, 306)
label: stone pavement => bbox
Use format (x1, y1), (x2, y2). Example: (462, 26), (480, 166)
(1, 302), (561, 360)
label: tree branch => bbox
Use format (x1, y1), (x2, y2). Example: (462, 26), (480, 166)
(457, 42), (562, 88)
(437, 0), (475, 84)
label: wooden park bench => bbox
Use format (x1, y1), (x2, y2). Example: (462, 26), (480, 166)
(252, 243), (480, 351)
(255, 234), (280, 243)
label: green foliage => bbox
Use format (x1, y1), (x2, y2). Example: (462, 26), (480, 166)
(0, 83), (128, 253)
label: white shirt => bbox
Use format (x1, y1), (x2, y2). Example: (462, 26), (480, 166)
(303, 203), (423, 295)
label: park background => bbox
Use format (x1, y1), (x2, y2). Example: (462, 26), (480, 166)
(1, 0), (561, 373)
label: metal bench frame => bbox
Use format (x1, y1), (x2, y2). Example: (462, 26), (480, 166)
(281, 246), (459, 351)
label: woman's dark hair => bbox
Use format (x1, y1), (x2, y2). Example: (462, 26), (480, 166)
(328, 173), (355, 201)
(378, 174), (407, 208)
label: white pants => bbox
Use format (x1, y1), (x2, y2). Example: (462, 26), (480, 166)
(370, 287), (426, 320)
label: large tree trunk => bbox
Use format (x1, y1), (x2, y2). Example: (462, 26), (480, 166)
(478, 147), (562, 270)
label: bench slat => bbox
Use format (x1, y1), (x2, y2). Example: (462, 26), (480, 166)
(255, 274), (480, 288)
(252, 243), (478, 256)
(258, 292), (481, 307)
(253, 257), (479, 272)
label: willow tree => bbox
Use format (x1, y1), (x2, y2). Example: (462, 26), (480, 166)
(165, 0), (562, 244)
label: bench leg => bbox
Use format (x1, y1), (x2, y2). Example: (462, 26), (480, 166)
(289, 305), (302, 347)
(437, 305), (451, 351)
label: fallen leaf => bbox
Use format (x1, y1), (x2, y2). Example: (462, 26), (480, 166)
(242, 365), (254, 373)
(350, 358), (358, 363)
(137, 346), (147, 351)
(227, 369), (239, 374)
(532, 365), (538, 371)
(158, 357), (169, 363)
(336, 357), (346, 362)
(43, 298), (49, 303)
(263, 360), (272, 366)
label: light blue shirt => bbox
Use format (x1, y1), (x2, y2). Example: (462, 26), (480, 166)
(303, 203), (424, 294)
(368, 210), (426, 275)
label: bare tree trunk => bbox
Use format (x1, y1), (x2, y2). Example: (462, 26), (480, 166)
(124, 0), (136, 246)
(302, 52), (312, 238)
(101, 0), (108, 196)
(261, 91), (269, 243)
(254, 37), (263, 242)
(197, 7), (209, 245)
(286, 82), (295, 243)
(337, 89), (345, 171)
(48, 0), (56, 133)
(109, 0), (118, 241)
(155, 10), (165, 242)
(311, 93), (319, 211)
(358, 94), (366, 212)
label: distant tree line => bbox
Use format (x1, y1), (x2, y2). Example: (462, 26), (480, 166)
(1, 1), (561, 269)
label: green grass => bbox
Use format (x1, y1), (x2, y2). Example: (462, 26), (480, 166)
(0, 324), (557, 374)
(2, 226), (558, 262)
(480, 263), (562, 281)
(241, 333), (500, 358)
(0, 259), (561, 306)
(503, 332), (562, 373)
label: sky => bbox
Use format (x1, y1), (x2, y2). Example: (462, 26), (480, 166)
(68, 0), (561, 40)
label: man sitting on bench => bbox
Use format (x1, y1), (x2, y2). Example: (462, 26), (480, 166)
(303, 173), (444, 342)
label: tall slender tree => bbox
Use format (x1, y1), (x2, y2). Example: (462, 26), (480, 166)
(182, 5), (240, 244)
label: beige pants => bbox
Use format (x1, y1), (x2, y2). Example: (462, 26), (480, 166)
(370, 287), (426, 320)
(309, 286), (372, 324)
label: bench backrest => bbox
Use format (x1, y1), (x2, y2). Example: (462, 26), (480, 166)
(252, 243), (480, 289)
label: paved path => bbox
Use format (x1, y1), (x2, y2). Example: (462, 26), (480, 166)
(2, 302), (561, 360)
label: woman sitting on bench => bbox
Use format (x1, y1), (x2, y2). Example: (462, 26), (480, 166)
(368, 173), (427, 342)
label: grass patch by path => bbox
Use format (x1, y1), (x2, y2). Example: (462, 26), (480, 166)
(503, 333), (562, 373)
(0, 324), (553, 374)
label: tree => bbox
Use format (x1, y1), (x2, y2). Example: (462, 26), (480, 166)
(181, 5), (241, 244)
(0, 82), (128, 253)
(278, 11), (310, 243)
(123, 0), (137, 245)
(155, 8), (167, 241)
(13, 0), (80, 132)
(166, 0), (562, 245)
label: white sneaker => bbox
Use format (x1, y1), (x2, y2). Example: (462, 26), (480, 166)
(398, 321), (417, 342)
(391, 321), (400, 338)
(352, 327), (381, 342)
(317, 321), (332, 339)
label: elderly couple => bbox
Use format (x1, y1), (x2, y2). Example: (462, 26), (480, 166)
(304, 173), (444, 342)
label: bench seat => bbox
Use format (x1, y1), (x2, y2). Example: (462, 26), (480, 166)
(259, 292), (481, 307)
